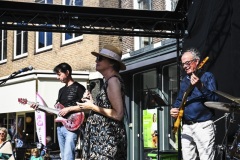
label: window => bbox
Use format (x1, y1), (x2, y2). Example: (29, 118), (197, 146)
(14, 30), (28, 59)
(138, 0), (151, 10)
(35, 0), (53, 52)
(162, 63), (178, 150)
(62, 0), (83, 45)
(0, 29), (7, 62)
(132, 69), (158, 159)
(166, 0), (179, 11)
(64, 0), (83, 6)
(132, 67), (177, 159)
(36, 31), (53, 52)
(35, 0), (53, 3)
(134, 0), (152, 50)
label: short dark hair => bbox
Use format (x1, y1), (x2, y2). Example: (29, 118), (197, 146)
(53, 63), (72, 75)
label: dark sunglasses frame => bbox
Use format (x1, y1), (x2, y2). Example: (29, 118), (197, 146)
(96, 55), (105, 62)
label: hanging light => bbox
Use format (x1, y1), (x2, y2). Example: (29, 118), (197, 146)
(26, 116), (32, 123)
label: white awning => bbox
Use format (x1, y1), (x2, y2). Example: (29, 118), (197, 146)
(0, 79), (36, 113)
(0, 70), (89, 113)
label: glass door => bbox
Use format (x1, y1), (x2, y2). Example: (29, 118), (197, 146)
(133, 69), (159, 160)
(132, 64), (178, 160)
(162, 63), (178, 151)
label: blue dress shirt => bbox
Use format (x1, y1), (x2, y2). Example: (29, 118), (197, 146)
(172, 72), (219, 122)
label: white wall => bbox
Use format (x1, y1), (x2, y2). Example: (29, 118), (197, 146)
(0, 71), (89, 113)
(0, 79), (36, 113)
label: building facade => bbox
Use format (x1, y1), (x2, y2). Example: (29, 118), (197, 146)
(0, 0), (180, 159)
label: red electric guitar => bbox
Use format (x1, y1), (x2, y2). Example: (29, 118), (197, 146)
(18, 98), (84, 131)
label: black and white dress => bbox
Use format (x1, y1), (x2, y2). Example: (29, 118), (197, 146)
(83, 75), (127, 160)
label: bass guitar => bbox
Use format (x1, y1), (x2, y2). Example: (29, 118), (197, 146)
(172, 56), (209, 134)
(18, 98), (84, 131)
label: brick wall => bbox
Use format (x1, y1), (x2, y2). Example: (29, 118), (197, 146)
(120, 0), (134, 54)
(152, 0), (165, 44)
(0, 0), (100, 77)
(0, 0), (167, 77)
(98, 0), (122, 53)
(120, 0), (166, 54)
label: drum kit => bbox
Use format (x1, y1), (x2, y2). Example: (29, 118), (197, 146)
(204, 90), (240, 160)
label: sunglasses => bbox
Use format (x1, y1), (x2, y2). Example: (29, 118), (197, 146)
(96, 55), (105, 62)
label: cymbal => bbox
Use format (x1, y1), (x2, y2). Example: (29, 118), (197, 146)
(204, 101), (240, 114)
(214, 90), (240, 104)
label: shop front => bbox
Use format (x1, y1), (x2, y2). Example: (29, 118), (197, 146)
(0, 70), (89, 159)
(122, 40), (179, 160)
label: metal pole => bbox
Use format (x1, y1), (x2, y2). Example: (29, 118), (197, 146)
(176, 37), (182, 160)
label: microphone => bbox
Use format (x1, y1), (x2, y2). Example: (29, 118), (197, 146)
(82, 82), (96, 102)
(89, 81), (96, 93)
(14, 66), (33, 74)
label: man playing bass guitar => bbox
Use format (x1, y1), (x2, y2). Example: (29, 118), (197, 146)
(170, 48), (218, 160)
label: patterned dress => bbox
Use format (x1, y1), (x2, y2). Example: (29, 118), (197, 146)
(83, 75), (127, 160)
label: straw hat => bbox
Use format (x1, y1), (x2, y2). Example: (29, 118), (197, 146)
(91, 45), (126, 70)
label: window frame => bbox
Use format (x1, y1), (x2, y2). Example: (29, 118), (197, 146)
(61, 0), (83, 45)
(13, 30), (28, 59)
(35, 30), (53, 53)
(35, 0), (53, 53)
(0, 28), (7, 63)
(134, 0), (153, 50)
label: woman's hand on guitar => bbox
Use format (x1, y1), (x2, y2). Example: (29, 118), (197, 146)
(170, 108), (179, 118)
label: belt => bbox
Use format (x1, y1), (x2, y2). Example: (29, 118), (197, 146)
(183, 120), (199, 125)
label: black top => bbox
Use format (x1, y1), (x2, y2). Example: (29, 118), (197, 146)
(57, 81), (86, 107)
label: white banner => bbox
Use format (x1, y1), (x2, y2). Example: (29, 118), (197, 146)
(35, 92), (47, 146)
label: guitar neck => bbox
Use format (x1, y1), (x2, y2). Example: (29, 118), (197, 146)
(27, 101), (59, 115)
(180, 56), (209, 107)
(179, 71), (205, 109)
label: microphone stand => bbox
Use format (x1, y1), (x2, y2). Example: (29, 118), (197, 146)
(0, 72), (19, 86)
(202, 113), (229, 129)
(224, 113), (229, 160)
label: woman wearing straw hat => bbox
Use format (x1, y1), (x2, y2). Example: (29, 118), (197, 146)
(77, 44), (127, 159)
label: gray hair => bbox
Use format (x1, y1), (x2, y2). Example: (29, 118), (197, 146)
(184, 48), (201, 60)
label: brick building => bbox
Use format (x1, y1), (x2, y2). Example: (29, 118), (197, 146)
(0, 0), (179, 159)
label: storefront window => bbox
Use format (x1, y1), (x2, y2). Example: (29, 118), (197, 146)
(132, 64), (178, 160)
(0, 113), (16, 133)
(133, 69), (159, 159)
(162, 63), (178, 150)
